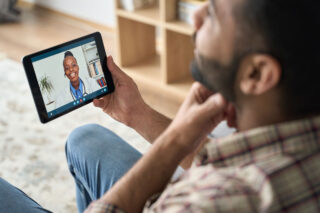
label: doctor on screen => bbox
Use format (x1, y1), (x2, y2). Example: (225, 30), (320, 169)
(55, 51), (101, 108)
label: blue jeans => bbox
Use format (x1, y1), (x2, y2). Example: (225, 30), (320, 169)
(0, 178), (53, 213)
(0, 124), (142, 213)
(65, 124), (142, 212)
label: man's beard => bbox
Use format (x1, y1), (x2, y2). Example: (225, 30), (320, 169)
(190, 53), (241, 102)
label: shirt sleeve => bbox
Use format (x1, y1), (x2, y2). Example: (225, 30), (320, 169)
(144, 165), (270, 213)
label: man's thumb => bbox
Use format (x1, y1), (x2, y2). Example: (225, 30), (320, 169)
(107, 56), (128, 79)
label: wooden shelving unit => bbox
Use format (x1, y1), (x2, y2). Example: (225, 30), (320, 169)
(115, 0), (197, 116)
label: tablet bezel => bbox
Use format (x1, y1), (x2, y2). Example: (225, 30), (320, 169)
(22, 32), (114, 123)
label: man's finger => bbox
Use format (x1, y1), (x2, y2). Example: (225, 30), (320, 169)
(196, 83), (215, 100)
(189, 82), (214, 105)
(107, 56), (129, 79)
(201, 94), (227, 118)
(93, 98), (105, 108)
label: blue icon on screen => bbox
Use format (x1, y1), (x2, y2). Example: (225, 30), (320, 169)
(73, 102), (76, 106)
(77, 101), (79, 104)
(104, 88), (107, 92)
(83, 98), (86, 101)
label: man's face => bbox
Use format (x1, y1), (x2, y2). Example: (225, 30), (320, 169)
(63, 56), (79, 84)
(193, 0), (241, 102)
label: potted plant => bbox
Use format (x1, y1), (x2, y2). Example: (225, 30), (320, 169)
(39, 75), (54, 105)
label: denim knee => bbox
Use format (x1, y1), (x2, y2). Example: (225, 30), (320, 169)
(67, 123), (139, 163)
(66, 124), (116, 160)
(67, 124), (100, 150)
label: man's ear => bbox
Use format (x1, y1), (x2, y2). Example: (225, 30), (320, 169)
(239, 54), (281, 96)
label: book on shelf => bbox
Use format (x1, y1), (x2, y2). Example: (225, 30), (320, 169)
(88, 60), (103, 78)
(120, 0), (157, 12)
(178, 0), (208, 25)
(96, 77), (107, 88)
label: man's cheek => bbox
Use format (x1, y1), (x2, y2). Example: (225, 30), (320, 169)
(196, 28), (208, 53)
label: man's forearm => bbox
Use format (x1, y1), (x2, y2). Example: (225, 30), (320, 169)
(129, 103), (201, 169)
(101, 128), (187, 213)
(128, 104), (172, 143)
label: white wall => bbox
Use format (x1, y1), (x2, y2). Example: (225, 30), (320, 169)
(25, 0), (115, 27)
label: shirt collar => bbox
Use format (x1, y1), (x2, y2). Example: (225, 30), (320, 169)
(70, 78), (83, 96)
(195, 115), (320, 168)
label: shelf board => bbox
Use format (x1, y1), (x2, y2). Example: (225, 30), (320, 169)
(121, 55), (161, 84)
(116, 7), (160, 26)
(165, 20), (194, 36)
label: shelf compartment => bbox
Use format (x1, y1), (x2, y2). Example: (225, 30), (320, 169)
(116, 17), (156, 67)
(121, 55), (161, 84)
(163, 29), (195, 84)
(161, 0), (198, 36)
(121, 54), (192, 102)
(116, 7), (160, 26)
(160, 0), (178, 22)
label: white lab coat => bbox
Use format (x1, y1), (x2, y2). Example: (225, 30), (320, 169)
(55, 77), (101, 109)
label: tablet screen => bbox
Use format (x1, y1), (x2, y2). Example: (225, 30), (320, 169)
(31, 37), (109, 118)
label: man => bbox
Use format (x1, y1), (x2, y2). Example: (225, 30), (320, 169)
(67, 0), (320, 212)
(55, 51), (101, 108)
(1, 0), (320, 212)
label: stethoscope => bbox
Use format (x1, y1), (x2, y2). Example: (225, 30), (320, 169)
(70, 79), (88, 101)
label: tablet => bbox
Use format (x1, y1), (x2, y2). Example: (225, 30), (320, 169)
(23, 32), (115, 123)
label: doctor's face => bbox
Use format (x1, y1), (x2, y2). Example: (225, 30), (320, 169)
(63, 56), (79, 84)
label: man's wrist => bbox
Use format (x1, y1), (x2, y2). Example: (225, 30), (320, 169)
(157, 127), (192, 160)
(127, 103), (172, 143)
(126, 101), (151, 129)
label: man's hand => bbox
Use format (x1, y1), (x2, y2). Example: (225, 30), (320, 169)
(93, 56), (171, 143)
(166, 82), (227, 155)
(93, 56), (147, 127)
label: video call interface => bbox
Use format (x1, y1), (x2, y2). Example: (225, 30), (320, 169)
(31, 38), (109, 118)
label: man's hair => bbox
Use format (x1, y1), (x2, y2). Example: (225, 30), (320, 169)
(64, 51), (74, 58)
(235, 0), (320, 117)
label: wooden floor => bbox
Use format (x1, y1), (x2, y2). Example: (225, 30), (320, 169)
(0, 3), (181, 118)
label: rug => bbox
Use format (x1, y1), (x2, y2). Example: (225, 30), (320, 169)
(0, 58), (150, 212)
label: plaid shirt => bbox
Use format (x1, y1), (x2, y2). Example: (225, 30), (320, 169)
(88, 116), (320, 213)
